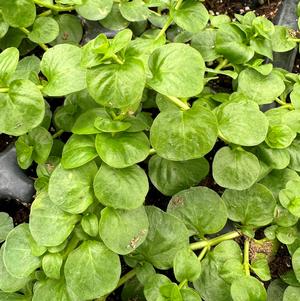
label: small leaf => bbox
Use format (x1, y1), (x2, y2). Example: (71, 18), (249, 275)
(93, 163), (149, 209)
(99, 206), (149, 255)
(76, 0), (113, 21)
(42, 253), (63, 279)
(0, 213), (13, 243)
(64, 240), (121, 300)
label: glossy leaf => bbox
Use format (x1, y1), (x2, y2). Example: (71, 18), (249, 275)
(99, 206), (149, 254)
(64, 240), (121, 299)
(167, 187), (227, 235)
(94, 163), (149, 209)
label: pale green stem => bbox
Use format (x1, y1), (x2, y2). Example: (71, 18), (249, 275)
(149, 148), (156, 155)
(52, 129), (64, 139)
(19, 27), (49, 51)
(165, 95), (190, 110)
(33, 0), (75, 11)
(244, 239), (250, 276)
(155, 16), (173, 40)
(175, 0), (183, 10)
(38, 9), (52, 17)
(178, 279), (188, 289)
(0, 87), (9, 93)
(215, 58), (229, 71)
(111, 53), (124, 65)
(190, 231), (240, 250)
(198, 246), (208, 261)
(275, 97), (294, 110)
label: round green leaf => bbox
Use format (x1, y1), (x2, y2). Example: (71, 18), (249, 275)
(48, 161), (97, 214)
(0, 247), (31, 293)
(29, 192), (79, 247)
(119, 0), (150, 22)
(87, 57), (145, 108)
(99, 3), (129, 30)
(222, 183), (276, 227)
(99, 206), (149, 255)
(216, 101), (269, 146)
(216, 24), (254, 64)
(167, 187), (227, 235)
(41, 44), (86, 96)
(283, 286), (300, 301)
(150, 106), (218, 161)
(288, 137), (300, 171)
(81, 213), (98, 237)
(93, 163), (149, 209)
(76, 0), (113, 21)
(237, 69), (285, 104)
(51, 14), (83, 45)
(0, 79), (45, 136)
(0, 47), (19, 86)
(42, 253), (63, 280)
(0, 0), (36, 28)
(279, 179), (300, 217)
(94, 115), (131, 133)
(148, 155), (209, 196)
(61, 134), (98, 169)
(282, 110), (300, 133)
(0, 212), (13, 243)
(28, 17), (59, 44)
(213, 146), (260, 190)
(32, 279), (76, 301)
(64, 240), (121, 300)
(172, 0), (209, 33)
(271, 26), (297, 52)
(133, 206), (189, 269)
(72, 108), (106, 135)
(173, 248), (201, 282)
(147, 43), (205, 97)
(231, 276), (267, 301)
(95, 132), (150, 168)
(265, 125), (296, 149)
(191, 29), (220, 62)
(3, 224), (40, 278)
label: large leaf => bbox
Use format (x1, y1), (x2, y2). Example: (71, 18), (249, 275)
(213, 146), (260, 190)
(29, 192), (80, 247)
(148, 155), (209, 196)
(147, 43), (205, 97)
(150, 106), (218, 161)
(3, 224), (40, 278)
(93, 163), (149, 209)
(0, 247), (31, 293)
(222, 183), (276, 227)
(0, 79), (45, 136)
(64, 240), (121, 299)
(76, 0), (113, 20)
(237, 68), (285, 104)
(87, 57), (145, 108)
(28, 17), (59, 44)
(216, 101), (269, 146)
(95, 131), (150, 168)
(0, 47), (19, 86)
(172, 0), (209, 33)
(0, 0), (36, 28)
(99, 206), (149, 255)
(41, 44), (86, 96)
(167, 187), (227, 235)
(132, 206), (189, 269)
(61, 134), (98, 169)
(48, 162), (97, 214)
(0, 213), (13, 243)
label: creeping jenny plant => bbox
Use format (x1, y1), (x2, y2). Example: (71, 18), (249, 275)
(1, 0), (300, 300)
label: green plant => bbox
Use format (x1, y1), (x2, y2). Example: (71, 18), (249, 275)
(1, 0), (300, 300)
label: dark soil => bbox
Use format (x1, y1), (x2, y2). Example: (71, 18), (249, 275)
(204, 0), (282, 19)
(0, 199), (30, 226)
(0, 134), (15, 152)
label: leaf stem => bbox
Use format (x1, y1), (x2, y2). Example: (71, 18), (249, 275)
(155, 16), (173, 40)
(165, 95), (190, 111)
(149, 148), (156, 155)
(175, 0), (183, 10)
(0, 87), (9, 93)
(62, 235), (80, 260)
(198, 246), (208, 261)
(111, 53), (124, 65)
(215, 59), (229, 71)
(178, 279), (188, 289)
(243, 238), (250, 276)
(33, 0), (75, 11)
(190, 231), (241, 251)
(19, 27), (49, 51)
(38, 9), (52, 17)
(275, 98), (294, 110)
(52, 129), (64, 139)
